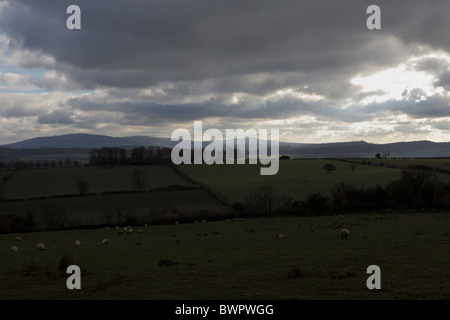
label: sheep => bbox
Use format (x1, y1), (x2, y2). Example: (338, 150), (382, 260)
(102, 238), (110, 245)
(36, 243), (46, 251)
(10, 245), (18, 252)
(126, 228), (133, 235)
(137, 229), (143, 233)
(75, 240), (81, 247)
(14, 237), (22, 241)
(341, 228), (350, 240)
(201, 219), (206, 223)
(117, 229), (124, 236)
(338, 215), (345, 219)
(276, 233), (286, 239)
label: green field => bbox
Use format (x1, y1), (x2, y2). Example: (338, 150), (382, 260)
(1, 213), (450, 299)
(2, 165), (194, 200)
(0, 189), (232, 228)
(369, 158), (450, 173)
(180, 160), (403, 203)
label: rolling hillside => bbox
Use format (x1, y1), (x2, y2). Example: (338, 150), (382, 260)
(180, 160), (403, 203)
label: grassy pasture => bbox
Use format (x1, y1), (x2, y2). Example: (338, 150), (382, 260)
(2, 165), (194, 200)
(0, 170), (10, 181)
(180, 160), (402, 203)
(369, 158), (450, 174)
(1, 212), (450, 300)
(0, 189), (232, 227)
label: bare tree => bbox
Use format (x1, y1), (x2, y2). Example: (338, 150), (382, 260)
(77, 180), (90, 196)
(246, 185), (278, 215)
(132, 169), (149, 192)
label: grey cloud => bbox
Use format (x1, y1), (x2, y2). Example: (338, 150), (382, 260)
(363, 91), (450, 119)
(37, 110), (74, 124)
(412, 56), (450, 90)
(1, 0), (450, 143)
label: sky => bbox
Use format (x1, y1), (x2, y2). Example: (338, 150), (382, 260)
(0, 0), (450, 145)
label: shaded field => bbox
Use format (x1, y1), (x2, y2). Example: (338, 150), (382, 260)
(1, 212), (450, 299)
(0, 189), (232, 227)
(368, 158), (450, 173)
(180, 160), (402, 203)
(2, 165), (194, 200)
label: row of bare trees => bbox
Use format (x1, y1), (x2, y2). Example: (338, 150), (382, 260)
(0, 158), (81, 170)
(88, 146), (171, 166)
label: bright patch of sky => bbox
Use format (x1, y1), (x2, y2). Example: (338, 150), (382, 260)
(351, 55), (439, 104)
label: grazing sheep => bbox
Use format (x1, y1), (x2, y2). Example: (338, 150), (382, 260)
(14, 237), (22, 241)
(36, 243), (46, 251)
(102, 238), (110, 245)
(341, 228), (350, 240)
(75, 240), (81, 247)
(126, 228), (133, 235)
(117, 229), (124, 236)
(338, 215), (345, 219)
(276, 233), (286, 239)
(11, 245), (18, 252)
(201, 219), (206, 223)
(137, 229), (143, 233)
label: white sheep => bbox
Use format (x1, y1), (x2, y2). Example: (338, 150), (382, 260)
(102, 238), (110, 245)
(75, 240), (81, 247)
(276, 233), (286, 239)
(338, 215), (345, 219)
(126, 228), (133, 235)
(11, 245), (18, 252)
(14, 237), (22, 241)
(36, 243), (46, 251)
(341, 228), (350, 240)
(137, 229), (143, 233)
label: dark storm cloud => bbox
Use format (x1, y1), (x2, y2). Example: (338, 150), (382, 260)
(0, 0), (431, 90)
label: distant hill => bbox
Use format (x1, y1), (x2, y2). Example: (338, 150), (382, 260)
(280, 140), (450, 158)
(1, 134), (450, 161)
(2, 133), (174, 149)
